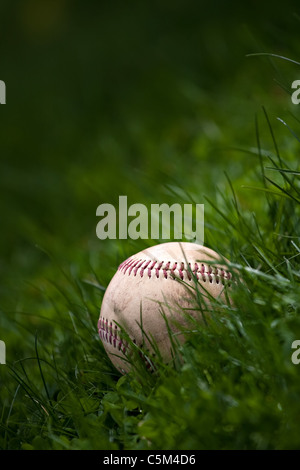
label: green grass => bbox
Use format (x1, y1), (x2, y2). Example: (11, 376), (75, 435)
(1, 1), (300, 451)
(2, 108), (300, 449)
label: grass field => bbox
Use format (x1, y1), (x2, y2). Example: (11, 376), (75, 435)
(1, 0), (300, 450)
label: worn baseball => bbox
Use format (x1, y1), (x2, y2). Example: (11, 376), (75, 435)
(98, 242), (232, 374)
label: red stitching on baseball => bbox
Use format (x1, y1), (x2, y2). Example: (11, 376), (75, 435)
(117, 257), (232, 284)
(98, 317), (128, 354)
(98, 316), (156, 371)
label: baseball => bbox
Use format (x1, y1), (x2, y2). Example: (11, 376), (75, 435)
(98, 242), (233, 374)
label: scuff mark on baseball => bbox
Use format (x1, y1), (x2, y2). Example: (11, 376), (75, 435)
(98, 242), (233, 374)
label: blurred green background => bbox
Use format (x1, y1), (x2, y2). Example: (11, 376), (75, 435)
(2, 0), (300, 451)
(0, 0), (299, 339)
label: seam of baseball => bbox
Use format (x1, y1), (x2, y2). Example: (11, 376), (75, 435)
(98, 317), (154, 370)
(98, 316), (128, 353)
(118, 257), (232, 284)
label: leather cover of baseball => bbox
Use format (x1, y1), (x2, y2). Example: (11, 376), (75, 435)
(98, 242), (232, 373)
